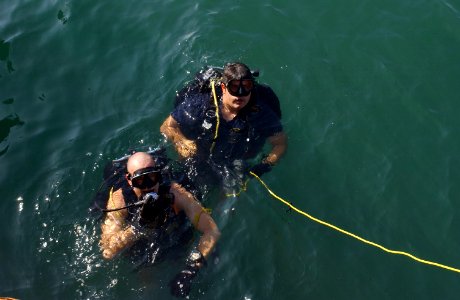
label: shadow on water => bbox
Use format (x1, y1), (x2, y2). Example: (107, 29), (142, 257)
(0, 39), (15, 73)
(0, 98), (24, 157)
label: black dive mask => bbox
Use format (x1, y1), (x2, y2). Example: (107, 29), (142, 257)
(128, 167), (160, 190)
(226, 79), (254, 97)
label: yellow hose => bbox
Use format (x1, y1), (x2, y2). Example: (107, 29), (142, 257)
(250, 171), (460, 274)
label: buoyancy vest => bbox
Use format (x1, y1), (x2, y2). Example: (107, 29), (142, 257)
(174, 68), (282, 161)
(122, 180), (176, 229)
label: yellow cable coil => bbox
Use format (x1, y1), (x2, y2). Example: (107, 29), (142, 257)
(225, 179), (250, 198)
(249, 171), (460, 274)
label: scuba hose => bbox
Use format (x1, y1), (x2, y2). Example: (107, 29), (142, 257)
(102, 192), (158, 213)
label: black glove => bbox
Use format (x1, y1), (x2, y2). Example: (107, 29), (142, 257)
(169, 269), (196, 298)
(169, 249), (206, 298)
(138, 192), (160, 227)
(249, 162), (272, 177)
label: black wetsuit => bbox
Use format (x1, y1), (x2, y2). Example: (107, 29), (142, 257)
(172, 84), (283, 163)
(171, 84), (283, 194)
(118, 182), (193, 268)
(90, 151), (194, 268)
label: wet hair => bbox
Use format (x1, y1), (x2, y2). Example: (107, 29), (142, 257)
(222, 62), (254, 84)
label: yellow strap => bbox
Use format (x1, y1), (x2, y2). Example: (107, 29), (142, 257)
(249, 171), (460, 274)
(210, 80), (220, 153)
(108, 187), (114, 206)
(108, 187), (122, 218)
(193, 207), (212, 227)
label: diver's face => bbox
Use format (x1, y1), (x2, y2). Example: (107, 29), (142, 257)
(221, 82), (251, 111)
(127, 166), (159, 193)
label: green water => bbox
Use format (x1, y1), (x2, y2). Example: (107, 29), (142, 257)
(2, 0), (460, 299)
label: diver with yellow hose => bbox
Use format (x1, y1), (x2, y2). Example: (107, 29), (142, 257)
(160, 62), (287, 196)
(97, 151), (220, 297)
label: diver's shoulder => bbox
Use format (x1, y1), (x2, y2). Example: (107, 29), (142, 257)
(253, 84), (282, 119)
(176, 88), (212, 109)
(107, 188), (126, 209)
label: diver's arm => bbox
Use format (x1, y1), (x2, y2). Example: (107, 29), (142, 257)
(170, 182), (220, 259)
(99, 189), (138, 260)
(168, 182), (220, 297)
(160, 115), (197, 158)
(264, 131), (287, 165)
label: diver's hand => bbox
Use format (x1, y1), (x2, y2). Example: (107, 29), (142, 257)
(169, 249), (205, 298)
(169, 268), (197, 298)
(249, 162), (272, 177)
(175, 139), (197, 158)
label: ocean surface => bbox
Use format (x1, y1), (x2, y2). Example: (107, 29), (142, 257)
(2, 0), (460, 299)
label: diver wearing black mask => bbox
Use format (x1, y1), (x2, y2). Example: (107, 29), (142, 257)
(99, 152), (220, 298)
(161, 62), (287, 186)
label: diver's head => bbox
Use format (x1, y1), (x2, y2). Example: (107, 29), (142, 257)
(221, 62), (255, 97)
(126, 152), (161, 195)
(221, 62), (255, 112)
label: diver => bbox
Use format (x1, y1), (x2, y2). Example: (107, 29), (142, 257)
(160, 62), (287, 195)
(98, 151), (220, 297)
